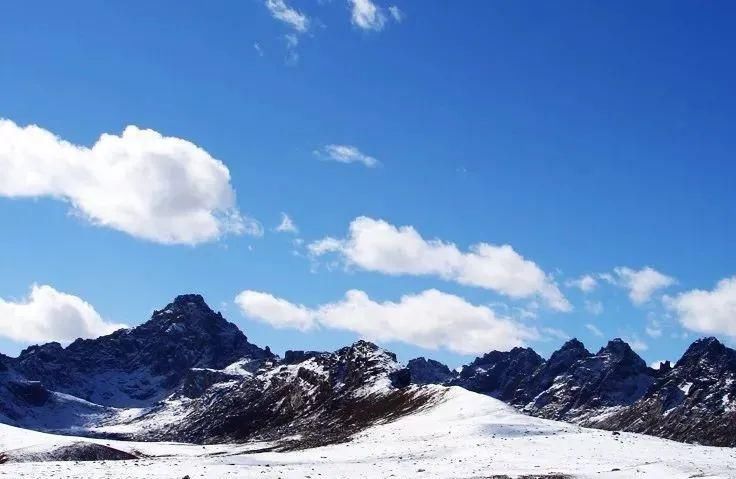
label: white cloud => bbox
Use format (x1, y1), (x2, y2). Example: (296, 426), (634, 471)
(388, 5), (404, 22)
(275, 212), (299, 233)
(0, 285), (126, 343)
(584, 300), (604, 316)
(235, 290), (314, 331)
(0, 119), (258, 245)
(585, 323), (604, 337)
(236, 288), (539, 354)
(608, 267), (676, 305)
(254, 42), (264, 56)
(349, 0), (387, 31)
(265, 0), (309, 32)
(567, 274), (598, 292)
(307, 217), (571, 311)
(626, 336), (649, 352)
(666, 276), (736, 337)
(314, 144), (380, 168)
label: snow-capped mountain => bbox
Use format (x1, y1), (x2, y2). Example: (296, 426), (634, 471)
(418, 336), (736, 447)
(593, 337), (736, 446)
(7, 294), (274, 408)
(107, 339), (434, 447)
(0, 295), (435, 447)
(2, 293), (736, 450)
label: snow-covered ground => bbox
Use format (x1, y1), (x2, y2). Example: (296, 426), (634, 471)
(2, 386), (736, 478)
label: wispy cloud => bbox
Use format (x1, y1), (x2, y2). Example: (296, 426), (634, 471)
(585, 323), (604, 337)
(567, 274), (598, 293)
(265, 0), (309, 32)
(388, 5), (403, 22)
(275, 212), (299, 234)
(314, 144), (380, 168)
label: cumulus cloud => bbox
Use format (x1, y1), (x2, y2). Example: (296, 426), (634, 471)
(605, 267), (676, 305)
(314, 144), (380, 168)
(0, 119), (258, 245)
(0, 285), (126, 343)
(307, 217), (571, 311)
(235, 290), (314, 331)
(236, 288), (539, 354)
(584, 323), (604, 337)
(567, 274), (598, 292)
(265, 0), (309, 32)
(666, 276), (736, 337)
(275, 212), (299, 234)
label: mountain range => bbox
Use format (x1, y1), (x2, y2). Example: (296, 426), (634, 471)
(1, 294), (735, 448)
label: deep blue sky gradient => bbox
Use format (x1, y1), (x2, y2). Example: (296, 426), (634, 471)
(1, 1), (734, 366)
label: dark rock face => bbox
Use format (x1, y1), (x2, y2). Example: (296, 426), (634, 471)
(8, 294), (275, 407)
(594, 337), (736, 446)
(406, 357), (457, 385)
(443, 336), (736, 447)
(523, 339), (654, 421)
(133, 340), (436, 447)
(3, 442), (138, 463)
(453, 347), (544, 401)
(511, 339), (591, 406)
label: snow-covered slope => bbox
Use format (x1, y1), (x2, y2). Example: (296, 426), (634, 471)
(2, 387), (735, 478)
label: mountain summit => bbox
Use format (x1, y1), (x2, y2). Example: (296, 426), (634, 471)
(8, 294), (274, 408)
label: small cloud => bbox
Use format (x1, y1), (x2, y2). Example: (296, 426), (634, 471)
(254, 42), (264, 56)
(265, 0), (309, 32)
(626, 335), (648, 352)
(388, 5), (404, 22)
(275, 212), (299, 234)
(584, 323), (604, 338)
(349, 0), (387, 31)
(611, 266), (676, 305)
(567, 274), (598, 293)
(314, 144), (380, 168)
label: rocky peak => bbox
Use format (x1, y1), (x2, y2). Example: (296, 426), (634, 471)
(9, 294), (275, 407)
(407, 357), (457, 385)
(454, 347), (544, 400)
(549, 338), (591, 364)
(655, 360), (673, 374)
(597, 338), (646, 369)
(677, 337), (732, 368)
(17, 342), (65, 360)
(283, 350), (328, 365)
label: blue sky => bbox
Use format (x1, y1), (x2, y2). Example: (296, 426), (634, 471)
(1, 1), (735, 368)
